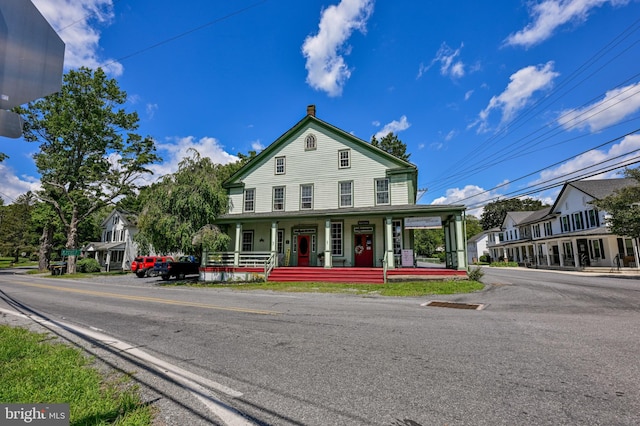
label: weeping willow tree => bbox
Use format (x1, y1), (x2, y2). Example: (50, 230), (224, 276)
(137, 150), (244, 255)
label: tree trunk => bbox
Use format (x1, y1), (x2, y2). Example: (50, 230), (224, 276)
(38, 225), (53, 271)
(66, 206), (80, 274)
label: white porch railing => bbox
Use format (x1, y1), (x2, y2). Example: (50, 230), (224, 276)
(382, 251), (388, 284)
(206, 252), (273, 268)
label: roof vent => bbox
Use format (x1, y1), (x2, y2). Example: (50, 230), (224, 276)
(306, 104), (316, 117)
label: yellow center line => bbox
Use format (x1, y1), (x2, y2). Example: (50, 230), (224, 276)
(10, 280), (280, 316)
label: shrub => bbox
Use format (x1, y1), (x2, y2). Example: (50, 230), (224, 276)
(77, 257), (101, 273)
(467, 266), (484, 282)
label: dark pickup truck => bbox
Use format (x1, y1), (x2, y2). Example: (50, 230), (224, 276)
(154, 256), (200, 280)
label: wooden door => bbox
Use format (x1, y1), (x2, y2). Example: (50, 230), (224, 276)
(297, 235), (310, 266)
(354, 234), (373, 267)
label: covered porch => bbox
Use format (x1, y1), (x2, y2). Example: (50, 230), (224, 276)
(205, 204), (468, 282)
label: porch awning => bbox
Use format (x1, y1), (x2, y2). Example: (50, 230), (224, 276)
(83, 242), (126, 252)
(216, 203), (466, 224)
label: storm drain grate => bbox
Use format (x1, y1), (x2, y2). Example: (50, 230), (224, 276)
(422, 300), (486, 310)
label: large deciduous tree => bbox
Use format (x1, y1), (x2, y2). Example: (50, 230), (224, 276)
(137, 150), (244, 256)
(480, 198), (547, 230)
(592, 168), (640, 243)
(18, 67), (159, 273)
(0, 192), (37, 262)
(370, 132), (411, 162)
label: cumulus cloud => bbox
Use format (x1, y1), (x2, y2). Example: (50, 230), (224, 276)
(418, 42), (466, 80)
(471, 62), (559, 132)
(0, 163), (40, 204)
(147, 136), (239, 181)
(430, 184), (497, 217)
(558, 82), (640, 132)
(251, 140), (265, 152)
(373, 115), (410, 139)
(302, 0), (374, 97)
(32, 0), (123, 76)
(533, 133), (640, 184)
(504, 0), (629, 48)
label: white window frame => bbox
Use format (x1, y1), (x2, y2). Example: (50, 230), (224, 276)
(300, 184), (313, 210)
(305, 134), (317, 150)
(244, 188), (255, 212)
(375, 178), (390, 205)
(339, 181), (353, 208)
(331, 222), (343, 256)
(273, 186), (285, 211)
(338, 149), (351, 169)
(275, 156), (286, 175)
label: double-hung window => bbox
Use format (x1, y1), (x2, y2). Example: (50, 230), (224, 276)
(242, 231), (253, 252)
(331, 222), (343, 256)
(244, 188), (255, 212)
(300, 184), (313, 210)
(375, 178), (390, 205)
(338, 149), (351, 168)
(275, 156), (286, 175)
(339, 181), (353, 207)
(273, 186), (285, 211)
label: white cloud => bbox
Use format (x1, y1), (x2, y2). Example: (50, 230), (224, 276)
(251, 140), (265, 152)
(464, 90), (474, 101)
(147, 136), (238, 180)
(146, 103), (159, 119)
(0, 163), (40, 204)
(430, 184), (496, 217)
(32, 0), (123, 76)
(472, 62), (559, 132)
(504, 0), (629, 48)
(418, 42), (465, 80)
(558, 82), (640, 132)
(533, 134), (640, 183)
(373, 115), (410, 139)
(302, 0), (374, 97)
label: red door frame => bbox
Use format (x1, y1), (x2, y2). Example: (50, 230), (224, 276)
(354, 233), (374, 267)
(297, 234), (310, 266)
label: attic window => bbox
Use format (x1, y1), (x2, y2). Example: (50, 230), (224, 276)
(305, 134), (317, 150)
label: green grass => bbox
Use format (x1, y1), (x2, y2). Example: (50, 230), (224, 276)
(192, 279), (484, 296)
(0, 325), (153, 425)
(0, 257), (37, 269)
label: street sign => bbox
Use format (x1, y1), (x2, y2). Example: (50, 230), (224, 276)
(61, 249), (81, 256)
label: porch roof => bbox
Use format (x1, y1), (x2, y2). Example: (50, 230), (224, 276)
(83, 241), (126, 251)
(215, 203), (466, 224)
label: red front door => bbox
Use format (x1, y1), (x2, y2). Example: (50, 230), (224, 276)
(354, 234), (374, 267)
(297, 235), (310, 266)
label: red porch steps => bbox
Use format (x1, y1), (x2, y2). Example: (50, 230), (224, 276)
(267, 267), (468, 283)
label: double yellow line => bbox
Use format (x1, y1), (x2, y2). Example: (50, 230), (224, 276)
(12, 280), (280, 316)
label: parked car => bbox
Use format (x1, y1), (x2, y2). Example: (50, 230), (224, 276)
(154, 255), (200, 280)
(131, 255), (174, 278)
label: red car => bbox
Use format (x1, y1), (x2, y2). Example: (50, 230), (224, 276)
(131, 255), (173, 278)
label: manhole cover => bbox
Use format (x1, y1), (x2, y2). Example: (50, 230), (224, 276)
(422, 300), (486, 310)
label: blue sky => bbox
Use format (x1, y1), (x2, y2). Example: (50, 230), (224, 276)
(2, 0), (640, 216)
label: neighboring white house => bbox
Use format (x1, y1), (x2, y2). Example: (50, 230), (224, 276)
(487, 178), (639, 270)
(82, 209), (138, 271)
(211, 105), (468, 274)
(467, 228), (499, 264)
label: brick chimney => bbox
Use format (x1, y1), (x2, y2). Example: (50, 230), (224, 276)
(306, 104), (316, 117)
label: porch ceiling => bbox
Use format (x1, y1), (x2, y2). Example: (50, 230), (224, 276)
(216, 203), (466, 224)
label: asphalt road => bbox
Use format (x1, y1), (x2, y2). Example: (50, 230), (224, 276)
(0, 267), (638, 425)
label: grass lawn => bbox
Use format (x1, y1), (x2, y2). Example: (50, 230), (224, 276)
(0, 325), (153, 425)
(176, 279), (485, 296)
(0, 257), (38, 269)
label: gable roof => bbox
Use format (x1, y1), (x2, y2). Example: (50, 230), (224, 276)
(550, 178), (636, 213)
(224, 106), (417, 188)
(101, 209), (137, 228)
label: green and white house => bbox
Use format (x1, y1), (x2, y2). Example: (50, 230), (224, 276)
(206, 105), (468, 281)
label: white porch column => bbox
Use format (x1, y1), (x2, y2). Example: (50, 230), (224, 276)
(324, 219), (332, 268)
(234, 223), (242, 267)
(545, 242), (551, 266)
(271, 221), (278, 266)
(385, 217), (395, 269)
(633, 238), (640, 269)
(454, 214), (467, 270)
(105, 250), (111, 272)
(572, 239), (580, 267)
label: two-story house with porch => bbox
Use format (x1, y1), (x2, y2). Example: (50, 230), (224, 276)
(487, 178), (639, 270)
(82, 209), (139, 271)
(204, 105), (468, 282)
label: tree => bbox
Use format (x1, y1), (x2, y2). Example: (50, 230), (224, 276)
(480, 198), (547, 230)
(413, 229), (444, 257)
(465, 215), (483, 240)
(370, 132), (411, 162)
(0, 192), (37, 261)
(137, 150), (243, 255)
(592, 168), (640, 243)
(18, 67), (159, 273)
